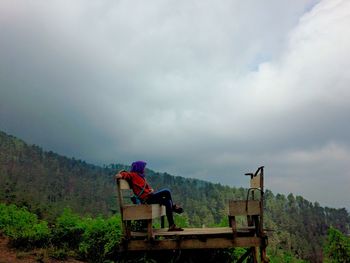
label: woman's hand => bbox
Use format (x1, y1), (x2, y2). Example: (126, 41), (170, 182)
(115, 170), (127, 180)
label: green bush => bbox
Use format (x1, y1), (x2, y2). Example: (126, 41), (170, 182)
(324, 227), (350, 263)
(0, 203), (125, 261)
(174, 214), (190, 228)
(51, 208), (85, 249)
(78, 215), (122, 262)
(0, 203), (50, 247)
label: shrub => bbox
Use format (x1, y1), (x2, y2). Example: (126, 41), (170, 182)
(51, 208), (84, 249)
(324, 226), (350, 263)
(0, 203), (123, 261)
(0, 203), (50, 248)
(78, 215), (122, 262)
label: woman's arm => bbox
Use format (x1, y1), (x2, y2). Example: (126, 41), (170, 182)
(115, 170), (129, 180)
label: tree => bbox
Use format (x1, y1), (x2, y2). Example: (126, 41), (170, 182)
(324, 227), (350, 262)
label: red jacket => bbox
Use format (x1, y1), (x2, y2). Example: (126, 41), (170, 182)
(119, 171), (154, 200)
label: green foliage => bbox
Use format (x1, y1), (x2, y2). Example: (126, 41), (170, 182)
(268, 249), (308, 263)
(0, 203), (123, 262)
(50, 208), (122, 262)
(324, 227), (350, 263)
(1, 130), (350, 262)
(217, 216), (229, 227)
(264, 191), (350, 262)
(51, 208), (85, 249)
(173, 214), (190, 228)
(0, 203), (50, 248)
(78, 215), (122, 262)
(230, 247), (247, 261)
(0, 130), (115, 221)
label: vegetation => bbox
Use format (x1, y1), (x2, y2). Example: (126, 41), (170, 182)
(1, 203), (310, 263)
(324, 227), (350, 262)
(0, 203), (122, 262)
(1, 130), (350, 262)
(0, 203), (50, 248)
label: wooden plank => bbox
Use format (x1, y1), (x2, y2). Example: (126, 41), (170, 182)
(125, 237), (262, 251)
(130, 227), (260, 238)
(250, 174), (261, 188)
(154, 227), (233, 236)
(229, 200), (261, 216)
(118, 179), (131, 189)
(123, 204), (166, 220)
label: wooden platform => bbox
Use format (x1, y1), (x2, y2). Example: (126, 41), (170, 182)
(120, 227), (266, 251)
(116, 166), (270, 262)
(130, 227), (255, 237)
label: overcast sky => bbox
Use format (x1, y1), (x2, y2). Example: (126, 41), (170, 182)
(1, 0), (350, 211)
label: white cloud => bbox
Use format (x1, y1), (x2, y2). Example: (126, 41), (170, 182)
(266, 142), (350, 209)
(1, 0), (350, 210)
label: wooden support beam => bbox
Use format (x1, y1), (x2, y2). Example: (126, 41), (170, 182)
(253, 246), (259, 263)
(237, 248), (252, 263)
(124, 237), (263, 251)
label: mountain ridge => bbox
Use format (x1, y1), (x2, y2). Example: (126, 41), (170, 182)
(1, 129), (349, 261)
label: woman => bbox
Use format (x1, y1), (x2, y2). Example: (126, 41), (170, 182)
(116, 160), (184, 231)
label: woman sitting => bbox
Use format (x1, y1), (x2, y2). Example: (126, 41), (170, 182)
(116, 160), (184, 231)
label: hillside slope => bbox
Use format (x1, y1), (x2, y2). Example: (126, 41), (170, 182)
(1, 130), (349, 262)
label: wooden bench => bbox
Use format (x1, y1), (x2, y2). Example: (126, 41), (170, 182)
(116, 177), (166, 240)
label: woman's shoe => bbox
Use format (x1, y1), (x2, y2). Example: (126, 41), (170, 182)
(168, 224), (184, 231)
(172, 204), (184, 214)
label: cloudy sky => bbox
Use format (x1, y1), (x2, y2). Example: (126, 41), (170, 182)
(1, 0), (350, 210)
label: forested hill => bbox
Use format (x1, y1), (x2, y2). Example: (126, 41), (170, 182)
(1, 130), (350, 261)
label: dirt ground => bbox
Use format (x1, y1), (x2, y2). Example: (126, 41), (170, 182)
(0, 236), (85, 263)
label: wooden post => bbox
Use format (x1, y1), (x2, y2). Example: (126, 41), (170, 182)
(260, 245), (269, 263)
(253, 246), (259, 263)
(260, 234), (269, 262)
(147, 219), (153, 240)
(246, 166), (268, 262)
(258, 166), (269, 262)
(230, 215), (237, 237)
(116, 178), (128, 237)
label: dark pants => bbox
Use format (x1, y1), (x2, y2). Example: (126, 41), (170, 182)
(146, 188), (174, 226)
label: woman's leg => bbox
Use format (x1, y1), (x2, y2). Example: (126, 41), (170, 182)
(146, 188), (174, 226)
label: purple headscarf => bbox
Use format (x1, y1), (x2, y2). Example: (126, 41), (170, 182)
(130, 161), (147, 178)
